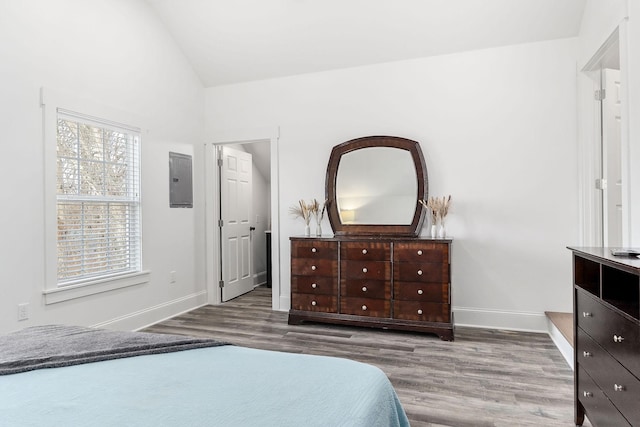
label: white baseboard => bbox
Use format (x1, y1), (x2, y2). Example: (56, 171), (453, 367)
(452, 306), (549, 333)
(547, 318), (574, 370)
(254, 271), (267, 286)
(91, 291), (208, 331)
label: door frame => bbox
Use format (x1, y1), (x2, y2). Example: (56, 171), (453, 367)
(578, 24), (631, 247)
(205, 127), (281, 309)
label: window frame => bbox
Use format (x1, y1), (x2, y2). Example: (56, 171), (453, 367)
(41, 88), (149, 304)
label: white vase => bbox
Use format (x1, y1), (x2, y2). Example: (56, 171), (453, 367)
(304, 224), (311, 237)
(430, 224), (437, 238)
(438, 223), (446, 238)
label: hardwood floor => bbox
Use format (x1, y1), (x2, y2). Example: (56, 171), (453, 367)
(144, 287), (585, 427)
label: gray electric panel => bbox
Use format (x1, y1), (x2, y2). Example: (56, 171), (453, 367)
(169, 152), (193, 208)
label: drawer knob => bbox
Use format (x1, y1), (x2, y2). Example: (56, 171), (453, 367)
(362, 286), (367, 292)
(311, 283), (317, 289)
(583, 391), (593, 398)
(417, 250), (423, 255)
(311, 301), (317, 306)
(362, 249), (368, 255)
(613, 335), (625, 343)
(311, 247), (317, 253)
(417, 270), (423, 275)
(362, 267), (368, 273)
(417, 309), (423, 315)
(582, 312), (592, 318)
(582, 351), (592, 358)
(614, 384), (625, 392)
(362, 305), (367, 311)
(311, 265), (317, 271)
(417, 289), (423, 295)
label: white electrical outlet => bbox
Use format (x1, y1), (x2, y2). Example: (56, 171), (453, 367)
(170, 271), (177, 284)
(17, 303), (29, 321)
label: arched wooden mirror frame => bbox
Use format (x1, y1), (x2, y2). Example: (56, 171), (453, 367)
(326, 135), (428, 237)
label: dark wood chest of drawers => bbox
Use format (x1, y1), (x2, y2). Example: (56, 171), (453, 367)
(569, 247), (640, 426)
(290, 237), (453, 340)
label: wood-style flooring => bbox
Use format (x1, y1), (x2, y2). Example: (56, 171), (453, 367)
(545, 311), (574, 347)
(144, 287), (586, 427)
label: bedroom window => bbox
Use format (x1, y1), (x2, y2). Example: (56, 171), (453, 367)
(56, 110), (141, 285)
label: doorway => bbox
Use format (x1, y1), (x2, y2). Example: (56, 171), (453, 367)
(204, 127), (281, 310)
(580, 28), (628, 247)
(219, 144), (256, 302)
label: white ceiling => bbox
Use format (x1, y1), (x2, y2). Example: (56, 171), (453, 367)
(146, 0), (586, 88)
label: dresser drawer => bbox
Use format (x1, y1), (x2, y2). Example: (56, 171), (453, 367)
(577, 366), (631, 427)
(394, 262), (448, 283)
(291, 240), (337, 260)
(291, 276), (337, 295)
(291, 258), (337, 277)
(291, 293), (337, 313)
(577, 327), (640, 425)
(394, 242), (448, 263)
(576, 289), (640, 379)
(340, 242), (390, 261)
(341, 279), (390, 299)
(576, 327), (611, 380)
(394, 282), (448, 303)
(341, 297), (390, 318)
(340, 260), (391, 280)
(393, 301), (450, 322)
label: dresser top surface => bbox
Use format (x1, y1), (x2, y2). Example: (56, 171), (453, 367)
(291, 235), (452, 242)
(568, 246), (640, 272)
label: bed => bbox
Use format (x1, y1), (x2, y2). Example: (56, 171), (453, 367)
(0, 325), (409, 427)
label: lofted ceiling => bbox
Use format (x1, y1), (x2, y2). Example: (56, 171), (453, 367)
(146, 0), (586, 88)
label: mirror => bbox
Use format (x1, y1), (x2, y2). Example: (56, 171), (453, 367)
(336, 147), (417, 224)
(326, 136), (428, 236)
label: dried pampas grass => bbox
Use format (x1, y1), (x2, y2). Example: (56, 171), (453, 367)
(290, 199), (327, 225)
(289, 199), (311, 225)
(309, 199), (327, 223)
(419, 195), (452, 224)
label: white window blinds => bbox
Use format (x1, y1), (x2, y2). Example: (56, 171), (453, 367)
(56, 109), (141, 284)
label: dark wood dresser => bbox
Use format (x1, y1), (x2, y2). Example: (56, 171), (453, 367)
(569, 247), (640, 426)
(290, 236), (453, 340)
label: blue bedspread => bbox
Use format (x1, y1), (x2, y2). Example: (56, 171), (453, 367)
(0, 345), (409, 427)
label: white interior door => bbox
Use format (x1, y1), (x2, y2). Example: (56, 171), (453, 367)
(220, 145), (254, 301)
(602, 68), (622, 247)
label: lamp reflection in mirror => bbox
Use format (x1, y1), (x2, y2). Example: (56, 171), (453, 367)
(340, 209), (356, 224)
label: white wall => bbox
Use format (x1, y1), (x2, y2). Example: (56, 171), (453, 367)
(576, 0), (640, 246)
(628, 3), (640, 246)
(0, 0), (205, 333)
(248, 148), (271, 284)
(574, 0), (628, 247)
(205, 38), (579, 331)
(624, 0), (640, 246)
(4, 2), (612, 336)
(577, 0), (628, 64)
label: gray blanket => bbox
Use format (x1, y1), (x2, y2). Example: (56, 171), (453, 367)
(0, 324), (229, 375)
